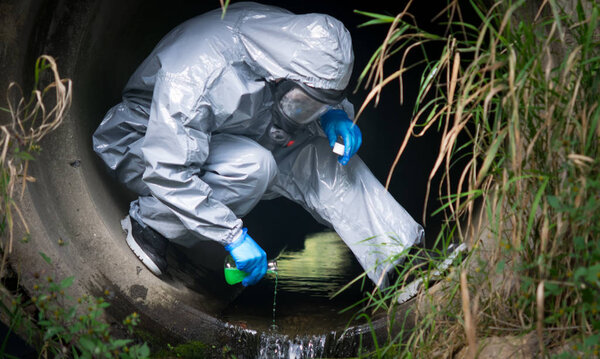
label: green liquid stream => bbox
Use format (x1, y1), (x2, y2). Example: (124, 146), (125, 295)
(271, 271), (278, 331)
(223, 264), (279, 330)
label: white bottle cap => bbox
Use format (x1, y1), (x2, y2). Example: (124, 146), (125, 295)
(332, 142), (345, 156)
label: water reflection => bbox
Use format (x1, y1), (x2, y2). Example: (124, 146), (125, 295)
(275, 231), (356, 297)
(220, 231), (369, 335)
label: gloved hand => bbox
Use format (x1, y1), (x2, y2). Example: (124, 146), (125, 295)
(320, 109), (362, 165)
(225, 228), (267, 286)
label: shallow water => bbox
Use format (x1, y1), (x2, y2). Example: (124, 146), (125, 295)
(275, 232), (359, 296)
(258, 332), (328, 359)
(220, 231), (371, 336)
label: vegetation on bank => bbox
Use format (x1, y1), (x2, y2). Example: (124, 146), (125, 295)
(353, 0), (599, 357)
(0, 56), (150, 358)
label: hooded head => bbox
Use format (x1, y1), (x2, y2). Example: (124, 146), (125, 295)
(236, 4), (354, 92)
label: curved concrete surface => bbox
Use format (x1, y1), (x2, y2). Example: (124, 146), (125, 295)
(0, 0), (454, 355)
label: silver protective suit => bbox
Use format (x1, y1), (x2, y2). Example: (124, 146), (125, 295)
(92, 2), (424, 287)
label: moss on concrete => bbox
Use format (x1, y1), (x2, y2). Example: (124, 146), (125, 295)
(151, 341), (209, 358)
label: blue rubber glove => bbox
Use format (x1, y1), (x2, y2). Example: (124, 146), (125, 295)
(225, 228), (267, 286)
(320, 109), (362, 165)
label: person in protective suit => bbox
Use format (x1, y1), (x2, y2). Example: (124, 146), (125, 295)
(93, 2), (424, 289)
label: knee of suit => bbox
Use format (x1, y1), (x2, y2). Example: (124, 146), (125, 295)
(243, 145), (278, 190)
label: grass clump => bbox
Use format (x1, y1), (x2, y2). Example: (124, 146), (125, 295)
(353, 0), (599, 357)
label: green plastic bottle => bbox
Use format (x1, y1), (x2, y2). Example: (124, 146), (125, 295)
(224, 255), (277, 285)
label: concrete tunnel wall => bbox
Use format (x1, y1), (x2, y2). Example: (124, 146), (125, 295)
(0, 0), (459, 350)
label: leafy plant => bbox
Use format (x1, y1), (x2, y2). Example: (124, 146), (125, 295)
(30, 253), (149, 358)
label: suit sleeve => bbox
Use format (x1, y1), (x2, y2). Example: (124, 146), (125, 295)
(141, 70), (243, 245)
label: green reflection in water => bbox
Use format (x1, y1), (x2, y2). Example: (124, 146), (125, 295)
(274, 231), (356, 296)
(220, 231), (367, 335)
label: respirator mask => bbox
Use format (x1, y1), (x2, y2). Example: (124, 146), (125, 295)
(261, 80), (344, 149)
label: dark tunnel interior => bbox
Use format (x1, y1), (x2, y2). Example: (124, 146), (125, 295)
(75, 0), (471, 332)
(87, 0), (456, 253)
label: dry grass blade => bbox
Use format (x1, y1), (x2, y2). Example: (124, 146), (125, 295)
(536, 281), (545, 355)
(461, 271), (477, 359)
(0, 55), (72, 275)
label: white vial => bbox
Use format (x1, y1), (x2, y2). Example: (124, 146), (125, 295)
(332, 142), (345, 156)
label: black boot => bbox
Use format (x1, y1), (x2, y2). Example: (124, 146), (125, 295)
(122, 215), (168, 276)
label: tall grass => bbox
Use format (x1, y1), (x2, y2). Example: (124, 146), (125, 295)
(354, 0), (599, 357)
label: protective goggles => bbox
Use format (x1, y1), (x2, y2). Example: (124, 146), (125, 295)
(274, 80), (345, 126)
